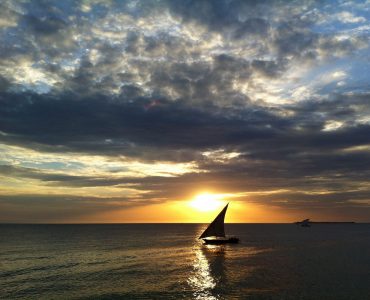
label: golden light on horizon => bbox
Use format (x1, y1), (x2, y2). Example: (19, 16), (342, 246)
(189, 193), (226, 212)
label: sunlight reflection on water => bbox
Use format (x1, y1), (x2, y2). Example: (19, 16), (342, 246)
(187, 239), (271, 300)
(188, 243), (229, 300)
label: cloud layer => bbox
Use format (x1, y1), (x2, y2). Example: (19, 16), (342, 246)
(1, 0), (370, 222)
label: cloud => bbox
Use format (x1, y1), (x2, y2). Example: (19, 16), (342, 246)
(334, 11), (366, 24)
(0, 1), (20, 29)
(0, 91), (280, 157)
(1, 0), (370, 221)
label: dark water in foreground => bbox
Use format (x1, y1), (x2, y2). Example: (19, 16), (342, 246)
(1, 224), (369, 300)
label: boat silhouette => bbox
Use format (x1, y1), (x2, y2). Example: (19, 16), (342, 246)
(295, 218), (311, 227)
(199, 203), (239, 245)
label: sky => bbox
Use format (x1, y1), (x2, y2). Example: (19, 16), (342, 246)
(1, 0), (370, 223)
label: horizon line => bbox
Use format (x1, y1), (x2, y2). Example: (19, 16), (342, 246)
(0, 221), (366, 225)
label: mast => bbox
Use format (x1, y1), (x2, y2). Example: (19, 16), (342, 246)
(199, 203), (229, 239)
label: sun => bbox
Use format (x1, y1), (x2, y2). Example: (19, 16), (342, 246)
(189, 193), (225, 212)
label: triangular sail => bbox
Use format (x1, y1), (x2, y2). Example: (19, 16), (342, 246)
(199, 203), (229, 239)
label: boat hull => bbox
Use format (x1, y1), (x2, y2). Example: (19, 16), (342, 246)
(202, 237), (239, 245)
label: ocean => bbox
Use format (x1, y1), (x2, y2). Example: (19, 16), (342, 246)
(1, 224), (369, 300)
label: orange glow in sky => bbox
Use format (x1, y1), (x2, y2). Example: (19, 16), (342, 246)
(82, 192), (307, 224)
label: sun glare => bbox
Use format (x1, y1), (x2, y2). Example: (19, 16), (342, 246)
(189, 193), (225, 212)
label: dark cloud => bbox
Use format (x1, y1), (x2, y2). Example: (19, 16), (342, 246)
(251, 60), (286, 78)
(0, 76), (11, 92)
(23, 14), (67, 35)
(0, 91), (280, 157)
(167, 0), (273, 33)
(233, 18), (270, 39)
(273, 24), (318, 59)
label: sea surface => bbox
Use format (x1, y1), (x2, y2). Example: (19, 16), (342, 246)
(1, 224), (369, 300)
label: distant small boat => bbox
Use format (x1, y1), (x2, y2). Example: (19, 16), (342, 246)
(296, 218), (311, 227)
(199, 203), (239, 244)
